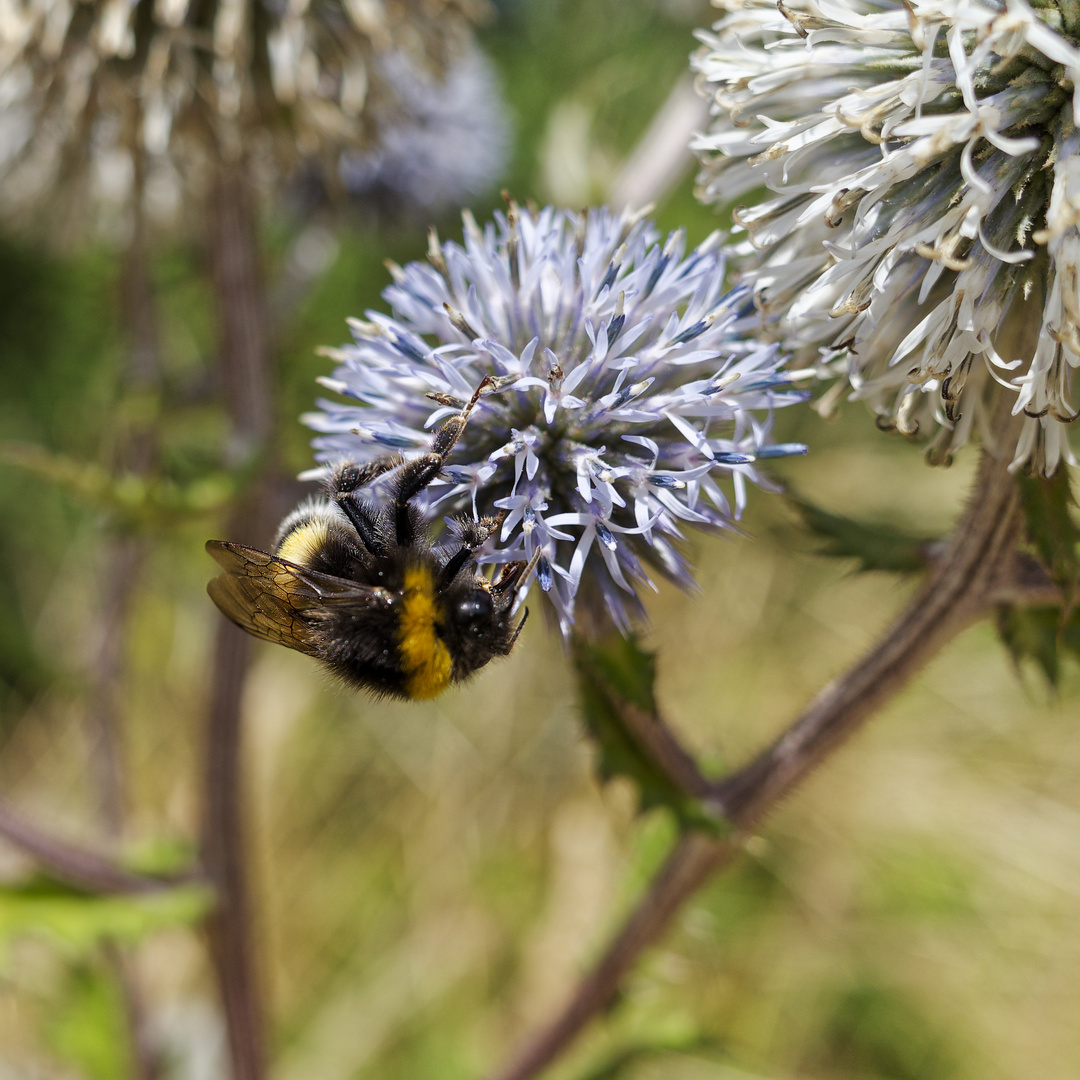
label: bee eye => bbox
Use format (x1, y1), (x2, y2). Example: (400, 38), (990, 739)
(455, 591), (493, 634)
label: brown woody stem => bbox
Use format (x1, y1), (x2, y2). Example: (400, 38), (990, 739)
(485, 446), (1022, 1080)
(201, 158), (273, 1080)
(94, 189), (166, 1080)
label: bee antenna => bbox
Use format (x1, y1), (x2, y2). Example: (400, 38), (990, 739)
(521, 545), (543, 580)
(509, 607), (530, 646)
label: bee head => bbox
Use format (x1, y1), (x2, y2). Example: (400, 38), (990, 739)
(441, 557), (533, 681)
(453, 588), (495, 638)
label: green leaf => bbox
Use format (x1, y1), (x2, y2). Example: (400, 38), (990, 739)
(996, 472), (1080, 686)
(572, 635), (722, 832)
(997, 606), (1061, 685)
(997, 603), (1080, 688)
(570, 1033), (727, 1080)
(119, 835), (198, 878)
(812, 979), (960, 1080)
(1018, 469), (1080, 604)
(0, 875), (213, 964)
(791, 496), (936, 573)
(577, 632), (658, 715)
(0, 441), (237, 530)
(574, 634), (661, 798)
(46, 962), (131, 1080)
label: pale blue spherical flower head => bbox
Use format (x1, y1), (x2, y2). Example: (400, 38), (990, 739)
(305, 203), (808, 637)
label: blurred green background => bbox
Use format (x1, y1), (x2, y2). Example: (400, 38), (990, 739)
(1, 1), (1079, 1078)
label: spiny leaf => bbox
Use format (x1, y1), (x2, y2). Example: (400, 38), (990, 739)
(1000, 472), (1080, 686)
(578, 632), (658, 714)
(572, 635), (722, 833)
(997, 603), (1080, 688)
(574, 635), (665, 803)
(996, 605), (1061, 686)
(1018, 469), (1080, 605)
(791, 496), (937, 573)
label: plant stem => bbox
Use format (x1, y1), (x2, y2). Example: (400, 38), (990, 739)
(201, 158), (273, 1080)
(87, 179), (161, 836)
(86, 538), (141, 834)
(0, 799), (191, 894)
(714, 447), (1019, 821)
(92, 193), (165, 1080)
(485, 446), (1022, 1080)
(204, 621), (264, 1080)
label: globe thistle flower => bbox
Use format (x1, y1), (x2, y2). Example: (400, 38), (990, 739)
(337, 44), (510, 216)
(692, 0), (1080, 473)
(304, 203), (808, 637)
(0, 0), (490, 229)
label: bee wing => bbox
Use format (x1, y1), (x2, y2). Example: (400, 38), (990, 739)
(206, 540), (387, 657)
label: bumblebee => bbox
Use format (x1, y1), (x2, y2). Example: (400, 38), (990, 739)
(206, 379), (536, 699)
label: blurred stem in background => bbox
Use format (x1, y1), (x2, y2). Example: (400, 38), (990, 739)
(87, 164), (164, 1080)
(0, 145), (278, 1080)
(201, 155), (276, 1080)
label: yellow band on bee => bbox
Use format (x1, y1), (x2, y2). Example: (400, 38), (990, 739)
(399, 564), (453, 699)
(277, 519), (330, 567)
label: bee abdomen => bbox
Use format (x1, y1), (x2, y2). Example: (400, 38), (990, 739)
(274, 498), (360, 578)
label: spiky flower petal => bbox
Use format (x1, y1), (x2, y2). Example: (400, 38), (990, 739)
(305, 204), (808, 637)
(693, 0), (1080, 472)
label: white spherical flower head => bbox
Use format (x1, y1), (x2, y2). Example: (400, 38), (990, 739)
(693, 0), (1080, 473)
(305, 204), (808, 637)
(0, 0), (485, 229)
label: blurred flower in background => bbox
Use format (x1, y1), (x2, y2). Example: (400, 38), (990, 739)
(306, 203), (808, 636)
(693, 0), (1080, 473)
(336, 43), (510, 217)
(0, 0), (502, 233)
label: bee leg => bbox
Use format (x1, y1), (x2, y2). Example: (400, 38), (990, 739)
(438, 513), (505, 588)
(491, 545), (542, 594)
(391, 378), (498, 545)
(388, 453), (444, 546)
(328, 455), (406, 497)
(327, 456), (403, 555)
(339, 499), (385, 557)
